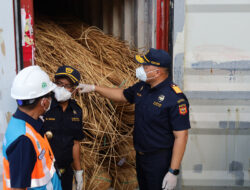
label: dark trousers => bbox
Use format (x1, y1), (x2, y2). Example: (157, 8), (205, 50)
(136, 149), (172, 190)
(61, 166), (73, 190)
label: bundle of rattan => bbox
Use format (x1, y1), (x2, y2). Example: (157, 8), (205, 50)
(35, 18), (138, 190)
(112, 167), (138, 190)
(58, 19), (137, 74)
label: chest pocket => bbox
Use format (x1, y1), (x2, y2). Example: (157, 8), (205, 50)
(145, 98), (169, 124)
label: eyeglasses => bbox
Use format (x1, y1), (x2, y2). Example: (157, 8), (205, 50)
(55, 81), (74, 89)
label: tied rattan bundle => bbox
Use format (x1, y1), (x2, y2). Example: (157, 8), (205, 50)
(35, 18), (139, 190)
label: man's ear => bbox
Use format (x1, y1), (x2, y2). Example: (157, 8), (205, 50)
(40, 98), (45, 107)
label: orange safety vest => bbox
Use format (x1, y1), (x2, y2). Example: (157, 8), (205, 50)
(3, 121), (57, 189)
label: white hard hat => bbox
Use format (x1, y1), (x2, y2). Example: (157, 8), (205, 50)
(11, 65), (56, 100)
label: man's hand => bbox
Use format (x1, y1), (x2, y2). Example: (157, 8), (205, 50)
(162, 172), (177, 190)
(74, 170), (83, 190)
(77, 84), (95, 93)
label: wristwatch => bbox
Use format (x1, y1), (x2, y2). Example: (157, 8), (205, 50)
(169, 168), (180, 175)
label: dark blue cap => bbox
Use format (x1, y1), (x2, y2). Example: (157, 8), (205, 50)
(135, 48), (171, 68)
(55, 65), (81, 85)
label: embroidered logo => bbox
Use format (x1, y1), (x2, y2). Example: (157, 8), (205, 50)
(179, 104), (187, 115)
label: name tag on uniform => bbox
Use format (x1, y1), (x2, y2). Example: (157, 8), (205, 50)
(72, 117), (80, 122)
(153, 101), (162, 108)
(137, 93), (142, 97)
(45, 117), (55, 121)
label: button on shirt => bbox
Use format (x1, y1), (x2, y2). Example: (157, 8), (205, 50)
(43, 98), (84, 168)
(6, 109), (42, 188)
(123, 77), (191, 152)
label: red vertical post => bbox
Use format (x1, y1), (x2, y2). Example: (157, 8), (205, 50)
(156, 0), (162, 50)
(164, 0), (169, 51)
(20, 0), (34, 67)
(156, 0), (169, 51)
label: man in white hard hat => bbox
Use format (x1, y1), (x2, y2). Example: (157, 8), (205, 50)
(2, 66), (62, 190)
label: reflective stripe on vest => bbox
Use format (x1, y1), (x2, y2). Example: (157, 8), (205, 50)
(25, 126), (56, 187)
(3, 122), (56, 189)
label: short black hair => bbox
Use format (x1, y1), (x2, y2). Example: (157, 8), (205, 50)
(17, 98), (41, 111)
(17, 92), (52, 111)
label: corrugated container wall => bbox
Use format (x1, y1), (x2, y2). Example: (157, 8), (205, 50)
(35, 0), (158, 51)
(173, 0), (250, 189)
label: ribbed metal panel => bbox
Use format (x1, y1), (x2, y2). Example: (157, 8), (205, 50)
(35, 0), (157, 50)
(173, 0), (250, 188)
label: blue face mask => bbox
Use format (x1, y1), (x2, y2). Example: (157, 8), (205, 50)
(135, 66), (159, 82)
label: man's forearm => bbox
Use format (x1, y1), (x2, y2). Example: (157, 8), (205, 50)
(95, 86), (127, 103)
(73, 140), (81, 170)
(170, 130), (188, 169)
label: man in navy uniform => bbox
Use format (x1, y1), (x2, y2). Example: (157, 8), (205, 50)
(43, 66), (85, 190)
(78, 48), (190, 190)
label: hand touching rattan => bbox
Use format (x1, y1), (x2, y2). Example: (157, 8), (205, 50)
(77, 84), (95, 93)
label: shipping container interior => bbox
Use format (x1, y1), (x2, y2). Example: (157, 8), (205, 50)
(34, 0), (157, 50)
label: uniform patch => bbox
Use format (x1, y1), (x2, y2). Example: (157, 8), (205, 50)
(73, 110), (77, 114)
(171, 84), (182, 94)
(179, 104), (187, 115)
(177, 99), (185, 104)
(158, 95), (165, 102)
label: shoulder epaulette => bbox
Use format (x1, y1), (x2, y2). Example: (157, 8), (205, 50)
(171, 84), (183, 94)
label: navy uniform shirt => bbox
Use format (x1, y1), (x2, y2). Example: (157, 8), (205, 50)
(42, 98), (84, 168)
(6, 109), (42, 188)
(123, 77), (191, 152)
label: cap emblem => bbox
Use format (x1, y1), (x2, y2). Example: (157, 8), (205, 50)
(66, 67), (73, 74)
(136, 55), (145, 64)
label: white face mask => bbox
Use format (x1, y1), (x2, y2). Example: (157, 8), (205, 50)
(136, 66), (158, 82)
(41, 98), (51, 113)
(53, 86), (72, 102)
